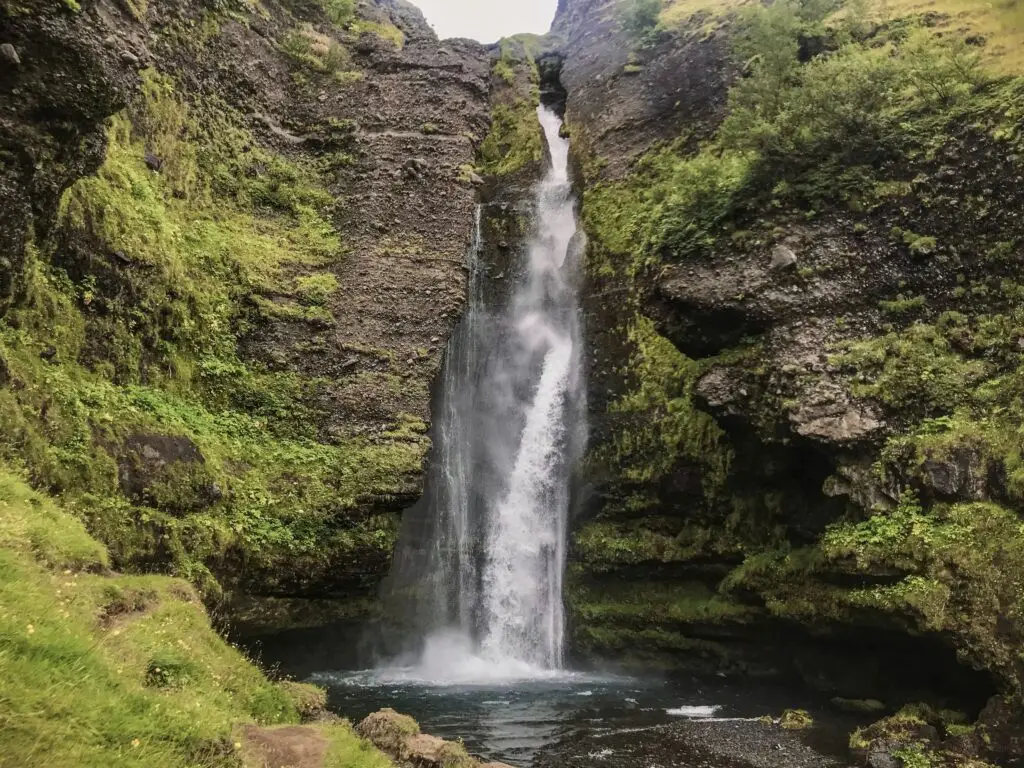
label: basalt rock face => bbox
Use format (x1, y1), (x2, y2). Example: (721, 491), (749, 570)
(0, 0), (488, 633)
(558, 0), (1024, 763)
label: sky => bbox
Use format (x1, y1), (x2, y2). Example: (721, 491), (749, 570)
(410, 0), (558, 42)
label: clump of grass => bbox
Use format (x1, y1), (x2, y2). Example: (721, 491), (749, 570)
(0, 465), (399, 766)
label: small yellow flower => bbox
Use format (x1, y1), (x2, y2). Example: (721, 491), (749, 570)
(131, 739), (140, 748)
(26, 624), (34, 635)
(233, 742), (242, 750)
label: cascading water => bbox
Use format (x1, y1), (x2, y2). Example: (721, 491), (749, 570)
(378, 104), (586, 680)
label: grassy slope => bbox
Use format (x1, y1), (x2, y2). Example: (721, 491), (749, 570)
(0, 467), (391, 767)
(661, 0), (1024, 73)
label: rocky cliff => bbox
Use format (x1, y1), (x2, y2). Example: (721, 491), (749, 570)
(556, 0), (1024, 764)
(0, 0), (509, 761)
(0, 0), (492, 636)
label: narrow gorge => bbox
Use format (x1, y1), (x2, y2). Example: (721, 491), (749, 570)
(2, 0), (1024, 766)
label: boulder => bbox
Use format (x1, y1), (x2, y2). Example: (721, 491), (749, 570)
(788, 381), (885, 445)
(771, 244), (798, 270)
(355, 709), (514, 768)
(1, 43), (20, 66)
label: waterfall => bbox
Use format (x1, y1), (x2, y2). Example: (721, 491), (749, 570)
(379, 105), (586, 680)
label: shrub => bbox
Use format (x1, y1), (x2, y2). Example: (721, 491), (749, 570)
(321, 0), (354, 27)
(619, 0), (662, 38)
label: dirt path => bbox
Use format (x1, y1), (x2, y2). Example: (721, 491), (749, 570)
(241, 725), (329, 768)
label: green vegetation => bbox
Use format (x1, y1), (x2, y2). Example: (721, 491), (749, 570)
(0, 467), (396, 767)
(281, 24), (357, 76)
(320, 0), (354, 26)
(480, 42), (544, 176)
(588, 0), (1006, 275)
(598, 316), (731, 511)
(0, 69), (421, 600)
(576, 7), (1024, 755)
(780, 709), (814, 730)
(569, 578), (755, 625)
(351, 19), (405, 49)
(619, 0), (663, 38)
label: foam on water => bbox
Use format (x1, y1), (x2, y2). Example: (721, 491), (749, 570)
(666, 705), (722, 718)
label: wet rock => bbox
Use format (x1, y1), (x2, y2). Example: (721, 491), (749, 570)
(143, 152), (162, 171)
(790, 402), (884, 444)
(695, 366), (747, 417)
(918, 445), (993, 500)
(978, 695), (1024, 762)
(535, 718), (846, 768)
(864, 750), (900, 768)
(117, 434), (220, 513)
(1, 43), (21, 66)
(824, 459), (897, 512)
(850, 712), (940, 768)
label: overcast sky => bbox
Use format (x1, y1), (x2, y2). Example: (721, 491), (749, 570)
(410, 0), (558, 42)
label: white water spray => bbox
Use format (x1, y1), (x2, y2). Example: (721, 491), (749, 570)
(378, 105), (586, 682)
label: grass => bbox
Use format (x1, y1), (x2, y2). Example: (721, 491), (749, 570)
(0, 468), (296, 767)
(876, 0), (1024, 73)
(0, 467), (399, 767)
(657, 0), (1024, 73)
(659, 0), (752, 31)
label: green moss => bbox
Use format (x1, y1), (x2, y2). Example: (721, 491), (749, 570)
(902, 231), (939, 256)
(573, 520), (745, 569)
(0, 468), (305, 766)
(834, 323), (988, 415)
(480, 44), (544, 176)
(281, 25), (355, 75)
(596, 316), (732, 509)
(294, 272), (340, 306)
(879, 295), (927, 315)
(569, 579), (756, 625)
(480, 102), (543, 177)
(320, 0), (354, 26)
(780, 709), (814, 730)
(0, 68), (413, 600)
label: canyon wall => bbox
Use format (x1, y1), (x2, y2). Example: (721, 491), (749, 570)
(556, 0), (1024, 763)
(0, 0), (497, 635)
